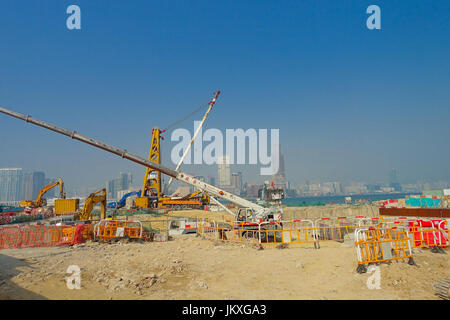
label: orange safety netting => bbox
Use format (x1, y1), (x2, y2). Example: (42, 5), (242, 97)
(0, 224), (94, 249)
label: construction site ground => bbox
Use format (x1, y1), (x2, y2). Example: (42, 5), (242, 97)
(0, 206), (449, 300)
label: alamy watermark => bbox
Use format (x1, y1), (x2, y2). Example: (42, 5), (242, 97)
(366, 5), (381, 30)
(64, 5), (382, 32)
(366, 265), (381, 290)
(171, 121), (280, 176)
(66, 5), (81, 30)
(65, 265), (81, 289)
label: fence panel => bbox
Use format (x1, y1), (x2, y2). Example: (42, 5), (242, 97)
(354, 226), (415, 273)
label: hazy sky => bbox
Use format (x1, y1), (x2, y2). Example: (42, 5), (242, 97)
(0, 0), (449, 192)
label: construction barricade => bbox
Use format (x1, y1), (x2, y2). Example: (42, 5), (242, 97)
(314, 216), (372, 243)
(407, 219), (448, 253)
(354, 226), (415, 273)
(168, 217), (200, 236)
(198, 220), (260, 245)
(259, 219), (318, 248)
(93, 219), (144, 241)
(0, 224), (94, 249)
(373, 216), (448, 252)
(197, 219), (319, 248)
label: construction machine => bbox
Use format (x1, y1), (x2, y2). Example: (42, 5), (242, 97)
(159, 190), (210, 210)
(257, 182), (285, 207)
(107, 190), (141, 209)
(136, 127), (210, 210)
(78, 188), (107, 220)
(0, 96), (283, 226)
(19, 177), (66, 207)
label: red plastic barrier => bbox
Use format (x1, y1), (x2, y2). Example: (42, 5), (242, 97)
(408, 219), (448, 248)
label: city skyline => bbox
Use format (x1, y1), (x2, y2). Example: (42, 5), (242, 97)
(2, 164), (448, 202)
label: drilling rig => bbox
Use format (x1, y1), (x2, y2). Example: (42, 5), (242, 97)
(135, 127), (209, 210)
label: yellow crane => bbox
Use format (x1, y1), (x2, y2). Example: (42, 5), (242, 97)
(78, 188), (107, 220)
(135, 128), (210, 210)
(20, 178), (66, 207)
(136, 91), (220, 210)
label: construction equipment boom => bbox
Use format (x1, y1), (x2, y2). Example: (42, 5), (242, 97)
(19, 177), (66, 207)
(166, 90), (220, 190)
(79, 188), (107, 220)
(0, 105), (282, 222)
(107, 190), (141, 209)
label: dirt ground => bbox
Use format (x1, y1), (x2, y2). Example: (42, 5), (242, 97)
(0, 206), (448, 300)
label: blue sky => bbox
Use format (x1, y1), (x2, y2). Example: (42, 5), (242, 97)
(0, 0), (449, 192)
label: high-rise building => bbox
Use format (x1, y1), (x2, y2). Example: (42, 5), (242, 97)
(246, 184), (263, 198)
(231, 172), (243, 194)
(271, 144), (287, 189)
(0, 168), (24, 203)
(218, 155), (231, 187)
(208, 176), (215, 186)
(107, 172), (133, 199)
(24, 171), (46, 201)
(389, 168), (402, 192)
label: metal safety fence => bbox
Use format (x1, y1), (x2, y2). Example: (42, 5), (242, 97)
(198, 219), (320, 248)
(377, 216), (449, 251)
(313, 216), (377, 243)
(354, 226), (416, 273)
(197, 216), (386, 247)
(93, 220), (144, 241)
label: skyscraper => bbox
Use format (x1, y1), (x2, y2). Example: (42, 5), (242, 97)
(106, 172), (133, 199)
(389, 168), (402, 192)
(24, 171), (46, 201)
(0, 168), (24, 203)
(231, 172), (243, 194)
(218, 155), (231, 187)
(271, 144), (287, 189)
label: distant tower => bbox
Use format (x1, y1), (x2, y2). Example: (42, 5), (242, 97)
(218, 155), (231, 186)
(0, 168), (24, 202)
(389, 168), (402, 192)
(271, 144), (287, 189)
(24, 171), (46, 200)
(389, 169), (398, 184)
(231, 172), (243, 194)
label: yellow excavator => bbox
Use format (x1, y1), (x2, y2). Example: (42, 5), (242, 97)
(78, 188), (107, 221)
(20, 178), (66, 207)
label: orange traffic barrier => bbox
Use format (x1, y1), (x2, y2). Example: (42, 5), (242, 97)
(314, 216), (373, 242)
(354, 226), (415, 273)
(0, 225), (72, 249)
(197, 219), (319, 248)
(93, 220), (143, 241)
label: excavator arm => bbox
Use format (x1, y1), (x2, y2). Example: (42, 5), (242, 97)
(20, 177), (66, 207)
(79, 188), (106, 220)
